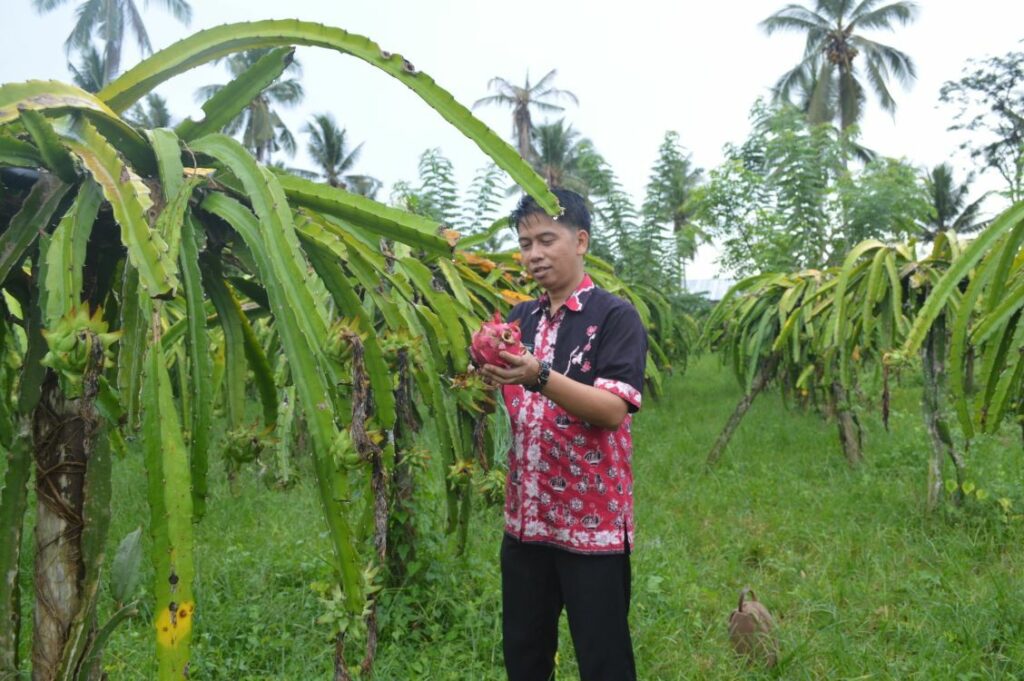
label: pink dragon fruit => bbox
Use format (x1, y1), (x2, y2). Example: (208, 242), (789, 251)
(470, 312), (525, 368)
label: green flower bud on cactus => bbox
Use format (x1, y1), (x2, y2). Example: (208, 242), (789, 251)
(41, 306), (121, 398)
(223, 423), (273, 464)
(330, 428), (362, 468)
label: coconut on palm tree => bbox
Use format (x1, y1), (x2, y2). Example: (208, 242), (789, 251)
(35, 0), (192, 84)
(761, 0), (919, 130)
(302, 112), (379, 196)
(919, 163), (988, 241)
(196, 49), (303, 163)
(473, 69), (578, 160)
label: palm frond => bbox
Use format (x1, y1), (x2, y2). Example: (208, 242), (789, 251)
(760, 5), (830, 35)
(863, 56), (897, 113)
(283, 165), (320, 180)
(223, 110), (246, 136)
(531, 69), (560, 92)
(194, 83), (224, 103)
(154, 0), (193, 24)
(343, 174), (382, 199)
(274, 115), (297, 157)
(536, 87), (579, 106)
(68, 44), (107, 92)
(772, 58), (816, 105)
(124, 0), (153, 55)
(530, 101), (569, 114)
(853, 36), (917, 86)
(849, 1), (919, 31)
(472, 94), (515, 110)
(266, 79), (304, 106)
(848, 0), (887, 18)
(340, 141), (364, 174)
(33, 0), (72, 11)
(484, 76), (515, 91)
(66, 0), (102, 51)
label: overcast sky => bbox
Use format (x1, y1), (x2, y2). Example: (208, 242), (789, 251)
(3, 0), (1023, 278)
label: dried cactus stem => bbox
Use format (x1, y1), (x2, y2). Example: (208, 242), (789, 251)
(830, 380), (864, 467)
(921, 315), (964, 510)
(348, 333), (388, 677)
(706, 354), (779, 468)
(31, 337), (106, 680)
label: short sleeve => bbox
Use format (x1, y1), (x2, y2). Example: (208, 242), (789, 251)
(593, 302), (647, 412)
(506, 302), (529, 325)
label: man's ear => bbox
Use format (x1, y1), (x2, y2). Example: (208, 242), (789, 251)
(576, 228), (589, 255)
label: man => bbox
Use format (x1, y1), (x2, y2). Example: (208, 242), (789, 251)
(480, 188), (647, 681)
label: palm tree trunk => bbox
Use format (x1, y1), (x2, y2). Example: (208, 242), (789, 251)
(515, 109), (533, 161)
(706, 355), (778, 468)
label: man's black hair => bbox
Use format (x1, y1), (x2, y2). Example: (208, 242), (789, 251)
(510, 188), (591, 234)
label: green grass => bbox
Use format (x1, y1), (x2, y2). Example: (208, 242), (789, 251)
(8, 355), (1024, 679)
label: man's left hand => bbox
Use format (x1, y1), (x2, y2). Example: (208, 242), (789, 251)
(480, 351), (541, 387)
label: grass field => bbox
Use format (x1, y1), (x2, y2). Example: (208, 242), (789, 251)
(9, 355), (1024, 679)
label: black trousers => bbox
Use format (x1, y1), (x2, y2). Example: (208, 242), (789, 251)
(501, 534), (636, 681)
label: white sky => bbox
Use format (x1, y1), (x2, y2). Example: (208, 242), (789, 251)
(3, 0), (1023, 278)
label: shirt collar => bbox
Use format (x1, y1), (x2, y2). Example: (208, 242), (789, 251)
(534, 273), (595, 315)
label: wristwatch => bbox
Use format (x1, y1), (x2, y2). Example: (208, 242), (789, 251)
(526, 359), (551, 393)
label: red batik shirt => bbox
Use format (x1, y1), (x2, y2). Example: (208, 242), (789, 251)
(501, 274), (648, 554)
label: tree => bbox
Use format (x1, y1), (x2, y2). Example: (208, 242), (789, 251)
(940, 48), (1024, 203)
(461, 163), (508, 249)
(761, 0), (918, 130)
(695, 103), (849, 275)
(473, 69), (578, 160)
(302, 112), (378, 193)
(695, 101), (925, 276)
(392, 148), (462, 226)
(837, 156), (931, 245)
(531, 118), (592, 194)
(917, 163), (988, 241)
(642, 131), (704, 285)
(67, 44), (108, 93)
(126, 93), (173, 128)
(34, 0), (192, 84)
(196, 49), (304, 163)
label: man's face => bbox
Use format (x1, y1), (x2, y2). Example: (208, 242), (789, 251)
(517, 213), (588, 292)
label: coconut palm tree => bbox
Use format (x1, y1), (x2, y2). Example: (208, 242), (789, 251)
(67, 44), (108, 93)
(918, 163), (988, 241)
(302, 112), (379, 195)
(532, 119), (589, 192)
(473, 69), (578, 161)
(34, 0), (192, 84)
(642, 131), (705, 284)
(127, 93), (173, 128)
(196, 49), (303, 163)
(342, 175), (383, 200)
(761, 0), (919, 131)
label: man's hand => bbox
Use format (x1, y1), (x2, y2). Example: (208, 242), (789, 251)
(480, 350), (542, 387)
